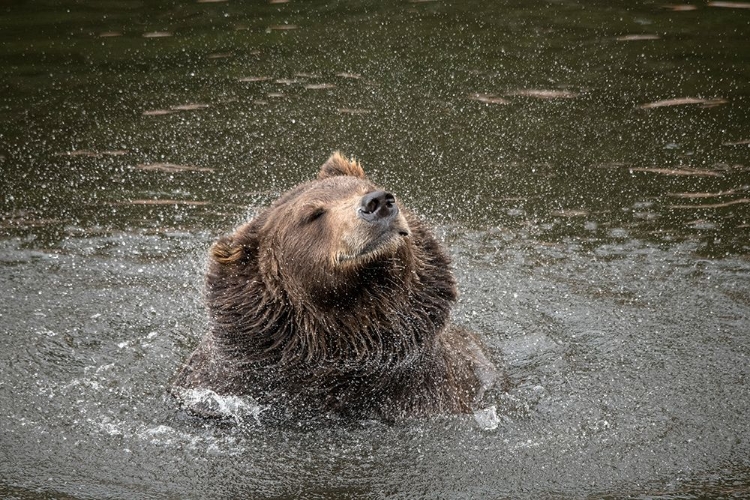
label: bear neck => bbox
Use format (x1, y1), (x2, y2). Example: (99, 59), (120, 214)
(208, 238), (457, 371)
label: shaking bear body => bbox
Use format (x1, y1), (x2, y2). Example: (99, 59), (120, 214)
(172, 153), (497, 421)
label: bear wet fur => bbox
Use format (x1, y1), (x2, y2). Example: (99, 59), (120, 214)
(172, 152), (497, 420)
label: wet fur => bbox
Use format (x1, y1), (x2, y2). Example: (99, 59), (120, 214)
(172, 153), (497, 421)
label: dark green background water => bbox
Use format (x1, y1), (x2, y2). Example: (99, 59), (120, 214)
(1, 1), (749, 499)
(2, 0), (749, 253)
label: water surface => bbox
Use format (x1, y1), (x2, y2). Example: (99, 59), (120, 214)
(1, 1), (749, 498)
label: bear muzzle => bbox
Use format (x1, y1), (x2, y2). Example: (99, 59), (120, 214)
(335, 191), (411, 265)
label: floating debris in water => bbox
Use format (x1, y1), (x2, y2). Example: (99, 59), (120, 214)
(171, 103), (209, 111)
(722, 139), (750, 146)
(142, 109), (176, 116)
(550, 209), (589, 217)
(0, 213), (63, 228)
(630, 167), (722, 177)
(708, 1), (750, 7)
(267, 92), (286, 98)
(593, 162), (627, 169)
(304, 83), (336, 90)
(135, 163), (215, 173)
(506, 89), (579, 99)
(238, 76), (271, 82)
(268, 24), (298, 31)
(275, 78), (301, 85)
(338, 108), (371, 114)
(668, 187), (749, 199)
(56, 150), (128, 157)
(662, 4), (699, 10)
(616, 34), (661, 41)
(197, 0), (227, 3)
(99, 31), (122, 38)
(686, 220), (718, 230)
(142, 31), (173, 38)
(468, 93), (509, 104)
(143, 104), (209, 116)
(336, 72), (362, 79)
(670, 198), (750, 209)
(118, 199), (210, 206)
(270, 0), (290, 3)
(639, 97), (727, 108)
(207, 52), (232, 59)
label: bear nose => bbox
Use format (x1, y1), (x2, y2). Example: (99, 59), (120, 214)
(359, 190), (398, 222)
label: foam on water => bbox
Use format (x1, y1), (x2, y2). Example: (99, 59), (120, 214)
(473, 405), (500, 430)
(174, 388), (267, 423)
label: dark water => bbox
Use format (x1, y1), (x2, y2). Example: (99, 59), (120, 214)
(1, 0), (749, 498)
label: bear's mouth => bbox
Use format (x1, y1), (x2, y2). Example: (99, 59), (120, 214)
(336, 227), (411, 265)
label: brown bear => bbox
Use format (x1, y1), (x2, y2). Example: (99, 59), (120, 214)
(171, 152), (497, 421)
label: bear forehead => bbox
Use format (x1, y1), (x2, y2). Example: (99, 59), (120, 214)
(282, 176), (376, 206)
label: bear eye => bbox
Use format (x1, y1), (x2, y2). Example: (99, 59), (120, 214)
(305, 207), (326, 224)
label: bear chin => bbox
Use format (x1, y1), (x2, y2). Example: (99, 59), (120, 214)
(171, 152), (499, 422)
(336, 227), (411, 266)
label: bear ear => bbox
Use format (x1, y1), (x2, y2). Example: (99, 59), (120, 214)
(210, 225), (256, 266)
(318, 151), (366, 180)
(211, 237), (245, 265)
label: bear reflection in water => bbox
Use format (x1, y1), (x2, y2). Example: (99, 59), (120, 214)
(171, 152), (498, 421)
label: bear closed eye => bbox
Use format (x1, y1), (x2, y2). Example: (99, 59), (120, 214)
(171, 152), (498, 422)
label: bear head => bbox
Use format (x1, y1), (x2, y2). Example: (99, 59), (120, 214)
(211, 152), (425, 306)
(170, 153), (493, 419)
(203, 152), (457, 376)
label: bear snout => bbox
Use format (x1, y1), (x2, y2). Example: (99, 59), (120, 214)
(358, 190), (399, 223)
